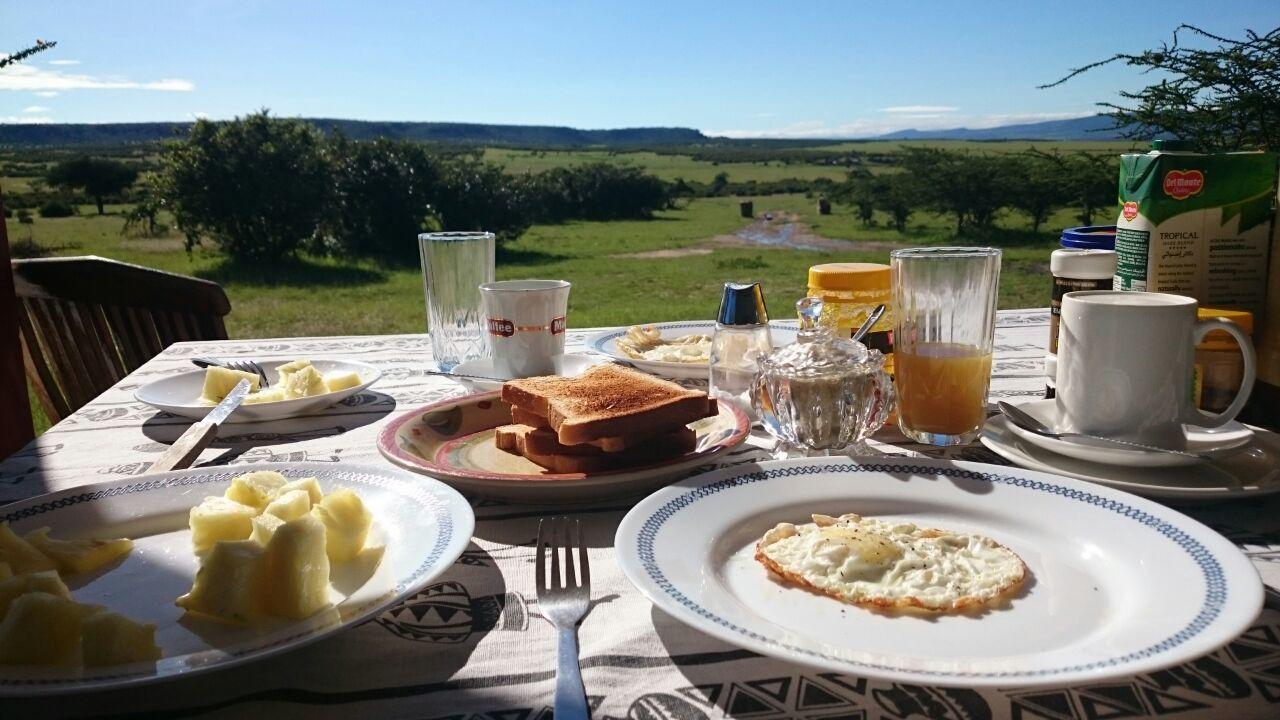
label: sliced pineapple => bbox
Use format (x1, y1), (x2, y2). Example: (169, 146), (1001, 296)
(0, 522), (56, 574)
(322, 371), (362, 393)
(24, 527), (134, 576)
(81, 610), (161, 666)
(0, 592), (84, 665)
(224, 471), (288, 510)
(176, 540), (265, 623)
(264, 489), (311, 522)
(278, 477), (323, 505)
(275, 359), (312, 378)
(280, 365), (327, 399)
(312, 489), (372, 563)
(241, 386), (287, 405)
(189, 496), (258, 553)
(0, 570), (72, 618)
(249, 513), (286, 546)
(200, 366), (260, 404)
(260, 514), (331, 619)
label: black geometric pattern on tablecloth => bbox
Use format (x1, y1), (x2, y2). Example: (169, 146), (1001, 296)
(376, 580), (529, 644)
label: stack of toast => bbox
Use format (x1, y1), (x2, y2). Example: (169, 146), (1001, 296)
(496, 364), (718, 473)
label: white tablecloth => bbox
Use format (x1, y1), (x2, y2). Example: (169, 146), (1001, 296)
(4, 309), (1280, 719)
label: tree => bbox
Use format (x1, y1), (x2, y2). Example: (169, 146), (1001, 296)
(155, 111), (330, 262)
(432, 153), (532, 244)
(1030, 150), (1118, 225)
(875, 174), (917, 233)
(0, 39), (56, 70)
(709, 171), (730, 197)
(1007, 153), (1066, 233)
(1042, 24), (1279, 151)
(899, 149), (1013, 232)
(46, 157), (138, 215)
(831, 169), (876, 225)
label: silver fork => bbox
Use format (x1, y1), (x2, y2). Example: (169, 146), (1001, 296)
(192, 357), (271, 388)
(536, 517), (591, 720)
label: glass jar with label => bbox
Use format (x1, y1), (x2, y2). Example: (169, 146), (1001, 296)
(1046, 226), (1117, 398)
(806, 263), (894, 374)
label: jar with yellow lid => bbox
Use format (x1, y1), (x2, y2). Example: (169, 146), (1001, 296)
(807, 262), (894, 373)
(1195, 308), (1253, 413)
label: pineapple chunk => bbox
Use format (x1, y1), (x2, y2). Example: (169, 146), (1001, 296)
(189, 496), (258, 553)
(275, 359), (312, 378)
(249, 514), (286, 546)
(264, 489), (311, 522)
(278, 477), (323, 505)
(224, 471), (288, 510)
(24, 527), (133, 576)
(281, 365), (326, 399)
(260, 514), (331, 619)
(176, 540), (265, 623)
(200, 366), (260, 404)
(0, 562), (10, 581)
(81, 610), (161, 666)
(0, 570), (71, 618)
(312, 489), (372, 563)
(322, 371), (362, 393)
(242, 386), (287, 405)
(0, 522), (56, 574)
(0, 592), (83, 665)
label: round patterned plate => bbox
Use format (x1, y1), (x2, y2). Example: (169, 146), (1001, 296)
(0, 463), (473, 695)
(377, 391), (751, 503)
(586, 320), (799, 379)
(615, 457), (1262, 688)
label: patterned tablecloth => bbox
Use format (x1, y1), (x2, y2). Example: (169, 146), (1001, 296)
(4, 309), (1280, 720)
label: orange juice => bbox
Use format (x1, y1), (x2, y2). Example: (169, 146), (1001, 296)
(896, 342), (992, 435)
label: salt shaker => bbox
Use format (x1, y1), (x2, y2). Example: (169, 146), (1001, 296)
(710, 282), (773, 421)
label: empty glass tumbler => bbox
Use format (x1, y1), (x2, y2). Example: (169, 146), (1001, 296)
(891, 247), (1001, 446)
(418, 231), (495, 370)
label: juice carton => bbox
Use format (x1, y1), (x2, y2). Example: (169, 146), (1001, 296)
(1114, 140), (1278, 315)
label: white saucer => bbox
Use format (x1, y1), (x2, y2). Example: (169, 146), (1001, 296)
(1004, 399), (1254, 467)
(449, 353), (607, 390)
(982, 413), (1280, 501)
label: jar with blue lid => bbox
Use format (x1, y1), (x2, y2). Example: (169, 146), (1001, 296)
(1046, 226), (1118, 398)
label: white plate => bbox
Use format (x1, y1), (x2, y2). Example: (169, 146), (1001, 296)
(587, 321), (799, 379)
(982, 413), (1280, 501)
(1005, 399), (1253, 467)
(0, 462), (473, 695)
(615, 457), (1262, 688)
(135, 359), (382, 423)
(449, 353), (608, 391)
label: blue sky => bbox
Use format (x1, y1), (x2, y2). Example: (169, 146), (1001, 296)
(1, 1), (1274, 138)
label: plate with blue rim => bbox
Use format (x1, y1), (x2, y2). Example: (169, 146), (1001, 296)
(586, 320), (799, 379)
(615, 456), (1262, 688)
(0, 462), (473, 695)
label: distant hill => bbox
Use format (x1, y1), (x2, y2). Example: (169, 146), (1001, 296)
(876, 115), (1127, 141)
(0, 119), (707, 148)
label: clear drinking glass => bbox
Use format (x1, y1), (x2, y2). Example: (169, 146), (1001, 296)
(418, 231), (495, 371)
(891, 247), (1001, 445)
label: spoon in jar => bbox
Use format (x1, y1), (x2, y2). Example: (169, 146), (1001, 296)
(851, 304), (886, 344)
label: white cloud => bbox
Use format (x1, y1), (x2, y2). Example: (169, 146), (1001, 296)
(708, 111), (1094, 139)
(0, 64), (193, 92)
(47, 59), (81, 66)
(22, 105), (50, 113)
(881, 105), (959, 113)
(33, 91), (58, 97)
(0, 115), (53, 124)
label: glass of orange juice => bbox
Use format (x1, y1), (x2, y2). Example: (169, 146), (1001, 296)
(890, 247), (1001, 445)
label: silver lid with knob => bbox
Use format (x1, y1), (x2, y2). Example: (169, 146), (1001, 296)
(716, 282), (769, 326)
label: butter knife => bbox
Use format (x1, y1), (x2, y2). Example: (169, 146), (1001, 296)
(149, 379), (251, 473)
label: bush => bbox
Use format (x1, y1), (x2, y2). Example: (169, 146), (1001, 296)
(525, 163), (672, 222)
(432, 154), (532, 244)
(46, 157), (138, 215)
(156, 111), (330, 262)
(38, 200), (75, 218)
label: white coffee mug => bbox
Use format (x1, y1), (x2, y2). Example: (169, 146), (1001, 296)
(1056, 291), (1256, 448)
(480, 280), (571, 378)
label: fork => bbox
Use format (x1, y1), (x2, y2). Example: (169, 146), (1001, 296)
(536, 517), (591, 720)
(192, 357), (271, 388)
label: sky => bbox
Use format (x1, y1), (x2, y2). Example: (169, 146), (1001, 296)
(1, 1), (1275, 138)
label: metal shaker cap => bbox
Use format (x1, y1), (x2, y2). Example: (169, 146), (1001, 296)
(716, 282), (770, 326)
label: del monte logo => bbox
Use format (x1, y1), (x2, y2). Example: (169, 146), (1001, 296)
(1163, 169), (1205, 200)
(1122, 201), (1139, 220)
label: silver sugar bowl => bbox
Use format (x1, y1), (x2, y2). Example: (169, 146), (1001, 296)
(752, 297), (895, 456)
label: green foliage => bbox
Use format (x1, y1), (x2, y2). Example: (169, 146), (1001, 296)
(1005, 154), (1062, 232)
(46, 157), (138, 214)
(1044, 24), (1280, 151)
(0, 40), (56, 69)
(523, 162), (672, 222)
(156, 111), (330, 262)
(37, 200), (75, 218)
(431, 153), (532, 244)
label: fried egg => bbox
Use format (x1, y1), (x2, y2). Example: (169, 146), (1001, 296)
(755, 513), (1026, 611)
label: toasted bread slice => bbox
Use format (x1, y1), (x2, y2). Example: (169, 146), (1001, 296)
(502, 365), (715, 445)
(494, 423), (698, 474)
(509, 405), (674, 453)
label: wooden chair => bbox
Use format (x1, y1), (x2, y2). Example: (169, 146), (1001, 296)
(0, 190), (35, 458)
(12, 255), (232, 424)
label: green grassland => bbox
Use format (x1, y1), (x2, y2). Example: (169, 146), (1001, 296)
(483, 148), (850, 183)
